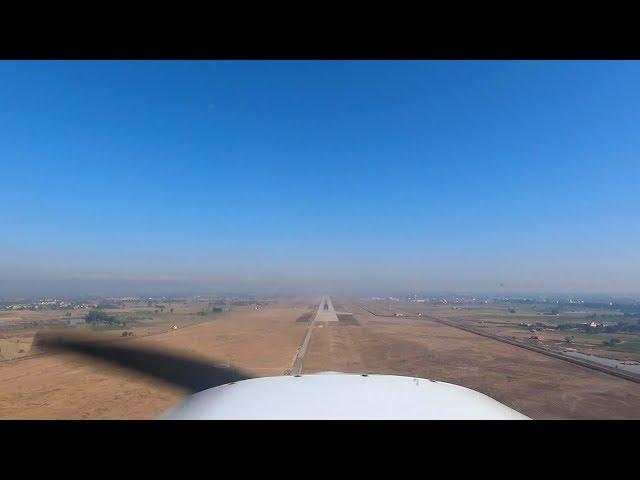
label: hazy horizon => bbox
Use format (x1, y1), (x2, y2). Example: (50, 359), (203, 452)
(2, 61), (639, 297)
(2, 268), (639, 299)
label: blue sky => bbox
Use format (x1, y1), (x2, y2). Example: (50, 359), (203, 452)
(1, 61), (639, 295)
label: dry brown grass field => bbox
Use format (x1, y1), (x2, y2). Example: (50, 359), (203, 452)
(1, 297), (639, 419)
(0, 301), (308, 419)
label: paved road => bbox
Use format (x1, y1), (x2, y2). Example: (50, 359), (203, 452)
(291, 296), (337, 375)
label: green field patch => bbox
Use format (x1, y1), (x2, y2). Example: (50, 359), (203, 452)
(607, 341), (640, 353)
(88, 323), (125, 331)
(116, 310), (156, 323)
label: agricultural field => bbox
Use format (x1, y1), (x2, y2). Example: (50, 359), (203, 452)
(0, 298), (249, 362)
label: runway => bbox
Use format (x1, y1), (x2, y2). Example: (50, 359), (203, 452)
(291, 296), (337, 375)
(313, 295), (338, 322)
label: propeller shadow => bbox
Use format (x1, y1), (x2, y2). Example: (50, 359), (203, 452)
(33, 331), (252, 393)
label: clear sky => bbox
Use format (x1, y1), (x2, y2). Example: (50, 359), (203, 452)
(1, 61), (639, 296)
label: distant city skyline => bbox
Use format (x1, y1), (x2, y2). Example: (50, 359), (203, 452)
(2, 61), (639, 296)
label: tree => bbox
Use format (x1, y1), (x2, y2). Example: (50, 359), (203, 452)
(84, 309), (117, 324)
